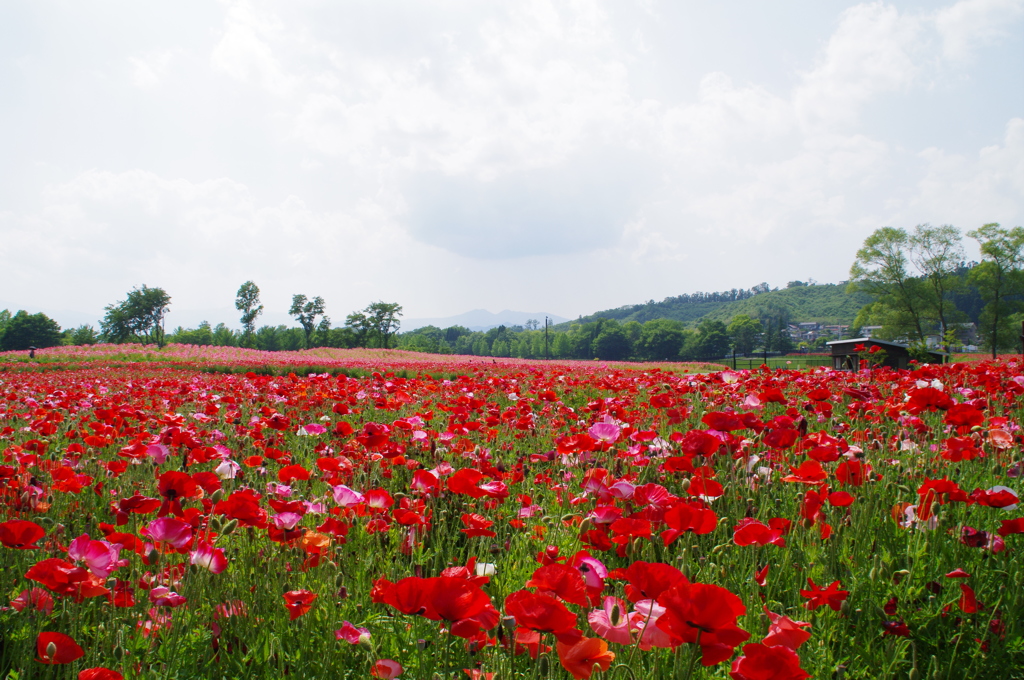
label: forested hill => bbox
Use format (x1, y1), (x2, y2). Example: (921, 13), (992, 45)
(566, 283), (871, 328)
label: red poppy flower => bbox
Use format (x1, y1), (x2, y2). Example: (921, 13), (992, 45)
(10, 588), (54, 615)
(37, 631), (84, 664)
(157, 470), (199, 518)
(556, 636), (615, 679)
(283, 590), (317, 620)
(427, 577), (491, 622)
(0, 519), (45, 549)
(729, 643), (808, 680)
(525, 563), (590, 607)
(25, 558), (109, 600)
(800, 579), (848, 612)
(958, 584), (979, 614)
(733, 518), (785, 547)
(997, 518), (1024, 536)
(882, 620), (910, 637)
(762, 607), (811, 650)
(461, 513), (496, 538)
(504, 589), (581, 644)
(607, 561), (688, 603)
(944, 403), (984, 428)
(656, 581), (750, 666)
(79, 669), (124, 680)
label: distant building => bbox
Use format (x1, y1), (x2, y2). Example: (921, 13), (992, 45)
(826, 337), (946, 371)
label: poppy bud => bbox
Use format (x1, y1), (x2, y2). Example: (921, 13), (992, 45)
(334, 573), (345, 588)
(680, 478), (691, 492)
(45, 641), (57, 660)
(113, 645), (125, 659)
(147, 548), (160, 565)
(222, 519), (238, 535)
(211, 489), (224, 504)
(538, 655), (550, 675)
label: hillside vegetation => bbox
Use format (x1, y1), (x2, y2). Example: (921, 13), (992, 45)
(568, 283), (869, 328)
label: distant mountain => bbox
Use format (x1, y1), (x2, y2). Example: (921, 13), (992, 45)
(401, 309), (568, 332)
(561, 283), (870, 328)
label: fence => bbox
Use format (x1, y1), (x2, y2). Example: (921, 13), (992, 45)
(694, 354), (834, 370)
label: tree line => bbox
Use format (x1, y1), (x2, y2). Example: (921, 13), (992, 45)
(5, 221), (1022, 360)
(0, 282), (404, 353)
(395, 315), (787, 362)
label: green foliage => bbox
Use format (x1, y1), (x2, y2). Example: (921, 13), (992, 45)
(967, 223), (1024, 358)
(235, 281), (263, 346)
(692, 318), (730, 358)
(727, 314), (762, 355)
(65, 324), (99, 346)
(289, 294), (326, 348)
(593, 322), (631, 360)
(635, 318), (686, 361)
(169, 322), (239, 347)
(101, 285), (172, 347)
(345, 302), (403, 349)
(0, 310), (63, 351)
(848, 227), (931, 342)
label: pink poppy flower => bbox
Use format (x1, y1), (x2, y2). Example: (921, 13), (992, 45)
(588, 596), (634, 644)
(141, 518), (193, 549)
(371, 659), (403, 679)
(335, 621), (371, 644)
(190, 542), (228, 574)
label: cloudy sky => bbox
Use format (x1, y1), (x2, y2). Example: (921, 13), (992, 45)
(1, 0), (1022, 330)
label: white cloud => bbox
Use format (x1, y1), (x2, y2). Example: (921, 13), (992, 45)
(1, 0), (1022, 323)
(935, 0), (1024, 62)
(906, 118), (1024, 227)
(129, 50), (178, 89)
(795, 3), (924, 132)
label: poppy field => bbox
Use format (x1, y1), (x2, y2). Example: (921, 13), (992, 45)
(1, 346), (1022, 679)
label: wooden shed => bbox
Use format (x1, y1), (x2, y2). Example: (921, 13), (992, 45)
(825, 337), (946, 371)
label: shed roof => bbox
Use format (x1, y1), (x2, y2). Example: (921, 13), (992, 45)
(825, 337), (909, 349)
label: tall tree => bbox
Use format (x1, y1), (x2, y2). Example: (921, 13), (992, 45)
(289, 294), (326, 348)
(727, 314), (763, 355)
(909, 224), (965, 350)
(967, 223), (1024, 358)
(848, 227), (929, 342)
(235, 281), (263, 347)
(101, 285), (171, 347)
(346, 301), (403, 348)
(0, 311), (63, 351)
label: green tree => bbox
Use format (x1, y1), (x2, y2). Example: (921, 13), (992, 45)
(849, 227), (930, 342)
(212, 323), (237, 347)
(346, 302), (403, 349)
(1, 311), (63, 351)
(170, 321), (214, 346)
(235, 281), (263, 347)
(727, 314), (763, 355)
(593, 323), (631, 360)
(967, 223), (1024, 358)
(635, 319), (685, 361)
(695, 319), (731, 358)
(66, 324), (98, 346)
(101, 285), (172, 347)
(909, 224), (965, 351)
(289, 294), (326, 348)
